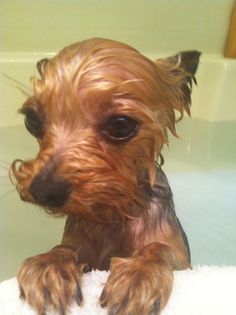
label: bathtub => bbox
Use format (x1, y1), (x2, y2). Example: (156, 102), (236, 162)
(0, 52), (236, 281)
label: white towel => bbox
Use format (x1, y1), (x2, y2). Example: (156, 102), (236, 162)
(0, 266), (235, 315)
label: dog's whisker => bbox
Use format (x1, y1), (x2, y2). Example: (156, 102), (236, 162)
(0, 165), (9, 173)
(0, 174), (10, 181)
(1, 72), (32, 96)
(0, 166), (8, 173)
(0, 188), (15, 201)
(0, 158), (10, 166)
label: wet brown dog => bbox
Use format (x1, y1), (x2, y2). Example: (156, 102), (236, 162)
(11, 38), (200, 315)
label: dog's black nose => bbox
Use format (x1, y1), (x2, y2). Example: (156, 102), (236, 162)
(29, 174), (71, 207)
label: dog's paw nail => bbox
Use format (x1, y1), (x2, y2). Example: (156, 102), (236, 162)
(149, 299), (161, 314)
(43, 287), (51, 304)
(81, 263), (90, 273)
(58, 298), (66, 315)
(19, 286), (25, 299)
(99, 289), (107, 307)
(75, 284), (83, 305)
(109, 303), (123, 315)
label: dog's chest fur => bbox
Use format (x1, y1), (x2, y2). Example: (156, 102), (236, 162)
(61, 167), (184, 270)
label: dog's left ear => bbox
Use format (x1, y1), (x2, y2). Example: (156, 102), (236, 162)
(36, 58), (49, 77)
(155, 50), (201, 133)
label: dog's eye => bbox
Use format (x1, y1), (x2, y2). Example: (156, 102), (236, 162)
(102, 115), (139, 141)
(23, 109), (43, 138)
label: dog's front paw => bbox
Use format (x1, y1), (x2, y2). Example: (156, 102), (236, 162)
(100, 256), (173, 315)
(18, 247), (85, 315)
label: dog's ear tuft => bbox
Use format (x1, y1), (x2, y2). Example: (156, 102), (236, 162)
(37, 58), (49, 77)
(155, 50), (201, 132)
(177, 50), (201, 77)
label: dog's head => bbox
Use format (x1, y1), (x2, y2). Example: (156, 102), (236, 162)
(11, 38), (200, 220)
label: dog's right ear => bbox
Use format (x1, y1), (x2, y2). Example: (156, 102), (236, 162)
(154, 51), (201, 135)
(37, 58), (49, 77)
(166, 51), (201, 78)
(177, 50), (201, 78)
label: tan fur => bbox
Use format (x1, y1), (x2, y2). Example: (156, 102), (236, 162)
(17, 247), (84, 315)
(10, 38), (200, 315)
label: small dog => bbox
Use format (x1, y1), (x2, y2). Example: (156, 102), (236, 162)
(11, 38), (200, 315)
